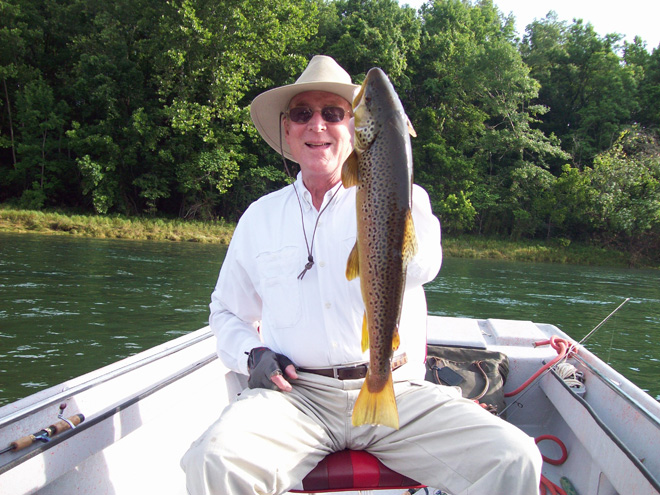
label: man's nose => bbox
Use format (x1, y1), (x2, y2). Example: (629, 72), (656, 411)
(307, 111), (327, 130)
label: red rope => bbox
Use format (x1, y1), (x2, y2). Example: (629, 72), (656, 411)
(536, 435), (568, 465)
(540, 475), (567, 495)
(536, 435), (569, 495)
(504, 338), (576, 495)
(504, 336), (577, 397)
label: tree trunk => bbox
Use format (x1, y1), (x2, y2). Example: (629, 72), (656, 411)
(2, 78), (17, 167)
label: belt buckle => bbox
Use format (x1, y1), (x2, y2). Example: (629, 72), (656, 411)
(334, 363), (366, 380)
(333, 364), (355, 379)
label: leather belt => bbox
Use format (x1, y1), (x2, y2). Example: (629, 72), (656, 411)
(299, 353), (408, 380)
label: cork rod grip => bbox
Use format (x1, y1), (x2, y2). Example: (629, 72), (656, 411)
(8, 413), (85, 452)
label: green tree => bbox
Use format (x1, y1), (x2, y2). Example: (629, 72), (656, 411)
(587, 129), (660, 262)
(1, 0), (46, 199)
(506, 163), (557, 239)
(315, 0), (421, 89)
(0, 0), (25, 172)
(555, 128), (660, 262)
(62, 0), (171, 214)
(521, 14), (639, 168)
(59, 0), (316, 217)
(410, 0), (566, 235)
(14, 77), (69, 208)
(1, 0), (82, 206)
(632, 43), (660, 130)
(150, 0), (317, 218)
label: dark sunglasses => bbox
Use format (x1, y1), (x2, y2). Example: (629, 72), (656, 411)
(286, 106), (349, 124)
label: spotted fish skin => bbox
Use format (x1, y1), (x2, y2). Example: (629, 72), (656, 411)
(342, 67), (417, 429)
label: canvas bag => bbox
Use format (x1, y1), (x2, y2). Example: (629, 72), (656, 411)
(425, 345), (509, 415)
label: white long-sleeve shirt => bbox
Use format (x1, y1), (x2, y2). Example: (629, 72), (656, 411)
(209, 173), (442, 380)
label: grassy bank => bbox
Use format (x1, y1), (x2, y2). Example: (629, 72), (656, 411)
(0, 207), (235, 244)
(0, 206), (648, 268)
(442, 236), (633, 267)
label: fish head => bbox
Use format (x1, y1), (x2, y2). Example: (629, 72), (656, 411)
(352, 68), (414, 152)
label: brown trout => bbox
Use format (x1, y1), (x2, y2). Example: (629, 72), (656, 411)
(342, 67), (417, 429)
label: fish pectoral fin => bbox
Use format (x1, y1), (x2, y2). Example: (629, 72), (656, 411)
(407, 117), (417, 138)
(352, 373), (399, 429)
(392, 326), (400, 350)
(341, 151), (360, 188)
(361, 313), (369, 353)
(345, 242), (360, 280)
(402, 210), (418, 264)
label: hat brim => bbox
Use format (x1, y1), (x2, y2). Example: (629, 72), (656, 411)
(250, 80), (360, 162)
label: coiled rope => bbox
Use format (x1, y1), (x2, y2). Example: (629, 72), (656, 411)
(504, 336), (578, 398)
(536, 435), (570, 495)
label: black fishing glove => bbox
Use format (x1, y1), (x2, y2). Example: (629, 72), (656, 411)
(247, 347), (296, 391)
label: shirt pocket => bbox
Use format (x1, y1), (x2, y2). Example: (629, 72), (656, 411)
(256, 246), (302, 329)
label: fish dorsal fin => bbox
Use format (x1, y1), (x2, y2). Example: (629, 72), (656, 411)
(341, 151), (360, 188)
(402, 210), (418, 264)
(392, 326), (400, 350)
(407, 117), (417, 138)
(345, 241), (360, 280)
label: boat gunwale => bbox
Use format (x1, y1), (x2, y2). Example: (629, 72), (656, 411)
(0, 328), (214, 429)
(547, 368), (660, 492)
(0, 351), (218, 476)
(572, 353), (660, 430)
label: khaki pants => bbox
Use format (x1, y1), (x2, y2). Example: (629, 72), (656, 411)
(181, 372), (542, 495)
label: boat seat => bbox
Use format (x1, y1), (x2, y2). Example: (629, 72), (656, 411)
(290, 449), (425, 493)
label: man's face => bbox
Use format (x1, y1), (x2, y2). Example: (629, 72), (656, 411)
(284, 91), (354, 182)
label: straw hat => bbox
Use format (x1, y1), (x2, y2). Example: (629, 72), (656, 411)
(250, 55), (360, 162)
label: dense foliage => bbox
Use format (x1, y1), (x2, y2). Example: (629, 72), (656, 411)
(1, 0), (659, 262)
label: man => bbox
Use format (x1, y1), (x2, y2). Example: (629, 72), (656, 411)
(181, 55), (542, 494)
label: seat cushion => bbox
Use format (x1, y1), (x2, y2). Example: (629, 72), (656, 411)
(291, 449), (424, 492)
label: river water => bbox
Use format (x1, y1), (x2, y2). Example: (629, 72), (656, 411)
(1, 232), (658, 406)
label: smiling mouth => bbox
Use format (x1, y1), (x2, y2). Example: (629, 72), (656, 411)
(306, 142), (331, 148)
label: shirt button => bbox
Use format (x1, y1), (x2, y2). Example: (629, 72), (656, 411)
(325, 302), (332, 309)
(319, 261), (326, 268)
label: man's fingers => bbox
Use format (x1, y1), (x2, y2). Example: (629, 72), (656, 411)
(284, 364), (298, 380)
(247, 347), (297, 392)
(270, 373), (293, 392)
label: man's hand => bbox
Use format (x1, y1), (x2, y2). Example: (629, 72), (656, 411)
(247, 347), (298, 392)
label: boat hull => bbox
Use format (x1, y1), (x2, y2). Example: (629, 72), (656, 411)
(1, 318), (659, 494)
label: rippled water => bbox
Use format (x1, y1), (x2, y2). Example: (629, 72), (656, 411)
(0, 233), (225, 404)
(0, 232), (658, 405)
(425, 258), (660, 400)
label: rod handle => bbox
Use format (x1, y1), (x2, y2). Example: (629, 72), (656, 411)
(9, 435), (36, 451)
(6, 414), (85, 453)
(50, 413), (85, 435)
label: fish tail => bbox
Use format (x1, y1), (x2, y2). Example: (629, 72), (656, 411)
(351, 372), (399, 429)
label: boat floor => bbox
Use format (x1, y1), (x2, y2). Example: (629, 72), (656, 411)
(1, 317), (659, 494)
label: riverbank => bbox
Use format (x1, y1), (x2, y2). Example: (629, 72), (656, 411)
(0, 207), (234, 244)
(442, 236), (632, 267)
(0, 206), (648, 268)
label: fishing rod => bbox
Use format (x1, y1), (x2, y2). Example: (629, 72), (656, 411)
(497, 298), (631, 418)
(0, 403), (84, 455)
(578, 298), (630, 346)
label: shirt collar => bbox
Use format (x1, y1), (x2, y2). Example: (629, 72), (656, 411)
(295, 172), (346, 212)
